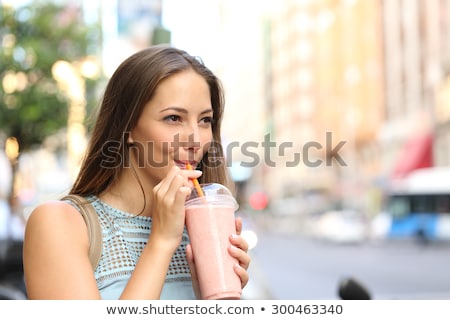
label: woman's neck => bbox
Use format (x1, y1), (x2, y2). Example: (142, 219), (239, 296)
(99, 166), (155, 217)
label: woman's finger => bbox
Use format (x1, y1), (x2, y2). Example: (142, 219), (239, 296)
(235, 217), (243, 235)
(228, 243), (251, 271)
(230, 234), (249, 253)
(186, 244), (201, 299)
(233, 263), (249, 289)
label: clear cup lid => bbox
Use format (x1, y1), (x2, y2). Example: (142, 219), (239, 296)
(185, 183), (239, 209)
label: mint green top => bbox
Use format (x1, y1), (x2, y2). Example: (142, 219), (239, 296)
(71, 196), (195, 300)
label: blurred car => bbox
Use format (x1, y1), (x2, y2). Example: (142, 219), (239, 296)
(0, 198), (27, 299)
(311, 209), (368, 244)
(269, 196), (305, 217)
(0, 238), (27, 299)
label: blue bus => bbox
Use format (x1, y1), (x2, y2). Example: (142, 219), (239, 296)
(385, 167), (450, 241)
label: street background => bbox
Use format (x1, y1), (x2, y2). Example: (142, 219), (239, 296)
(242, 213), (450, 299)
(2, 0), (450, 300)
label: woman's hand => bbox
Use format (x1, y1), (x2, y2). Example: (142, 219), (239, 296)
(121, 167), (203, 299)
(149, 166), (202, 248)
(229, 216), (251, 289)
(185, 244), (201, 299)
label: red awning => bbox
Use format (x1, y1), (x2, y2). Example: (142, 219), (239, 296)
(391, 132), (433, 179)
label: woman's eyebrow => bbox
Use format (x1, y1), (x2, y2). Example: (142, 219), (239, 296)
(159, 106), (213, 114)
(200, 108), (213, 115)
(160, 106), (188, 113)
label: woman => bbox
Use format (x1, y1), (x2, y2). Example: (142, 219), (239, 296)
(23, 44), (250, 299)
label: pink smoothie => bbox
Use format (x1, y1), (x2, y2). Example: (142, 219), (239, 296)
(185, 204), (241, 300)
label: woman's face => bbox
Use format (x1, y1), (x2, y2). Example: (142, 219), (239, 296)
(129, 69), (213, 184)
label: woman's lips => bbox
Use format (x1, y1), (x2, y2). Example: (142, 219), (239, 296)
(174, 160), (198, 169)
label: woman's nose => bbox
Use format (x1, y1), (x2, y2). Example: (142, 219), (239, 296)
(179, 123), (201, 151)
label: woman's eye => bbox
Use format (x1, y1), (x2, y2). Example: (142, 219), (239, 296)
(200, 117), (213, 125)
(164, 115), (181, 123)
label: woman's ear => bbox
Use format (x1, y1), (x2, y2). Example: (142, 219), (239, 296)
(126, 131), (134, 145)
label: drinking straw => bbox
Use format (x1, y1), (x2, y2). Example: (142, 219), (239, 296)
(186, 163), (205, 197)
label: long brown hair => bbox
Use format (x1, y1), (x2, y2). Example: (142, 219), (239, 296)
(70, 44), (231, 196)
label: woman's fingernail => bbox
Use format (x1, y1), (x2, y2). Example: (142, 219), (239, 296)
(230, 234), (238, 240)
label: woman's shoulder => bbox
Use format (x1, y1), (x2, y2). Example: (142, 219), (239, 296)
(24, 199), (90, 263)
(25, 199), (88, 243)
(27, 199), (81, 221)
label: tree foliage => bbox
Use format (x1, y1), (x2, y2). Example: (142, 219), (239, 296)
(0, 1), (101, 150)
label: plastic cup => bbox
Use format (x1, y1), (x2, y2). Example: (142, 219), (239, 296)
(185, 183), (241, 300)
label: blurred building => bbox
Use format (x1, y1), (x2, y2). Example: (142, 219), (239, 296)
(381, 0), (450, 176)
(238, 0), (450, 217)
(262, 0), (384, 212)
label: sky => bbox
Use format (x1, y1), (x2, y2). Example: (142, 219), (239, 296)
(161, 0), (222, 70)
